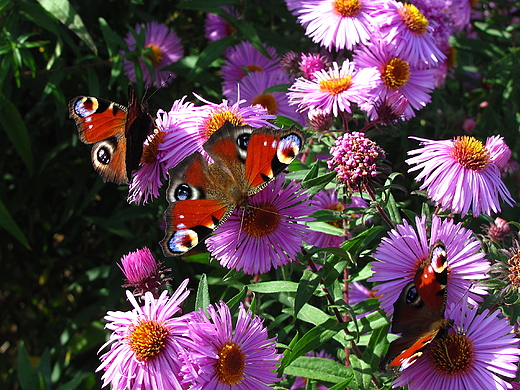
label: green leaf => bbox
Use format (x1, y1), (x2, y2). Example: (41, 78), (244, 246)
(37, 0), (97, 55)
(280, 318), (349, 369)
(0, 197), (30, 249)
(294, 270), (321, 318)
(247, 281), (299, 293)
(195, 274), (210, 311)
(0, 93), (33, 174)
(284, 356), (354, 384)
(17, 342), (40, 390)
(264, 83), (292, 93)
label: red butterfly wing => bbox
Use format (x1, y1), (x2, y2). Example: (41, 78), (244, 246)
(161, 152), (233, 256)
(68, 86), (153, 184)
(381, 240), (451, 371)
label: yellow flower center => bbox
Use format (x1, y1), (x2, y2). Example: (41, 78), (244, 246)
(251, 93), (278, 115)
(319, 75), (352, 95)
(333, 0), (362, 17)
(399, 4), (429, 35)
(145, 44), (164, 66)
(431, 333), (474, 374)
(141, 131), (166, 165)
(216, 342), (247, 385)
(381, 58), (410, 89)
(243, 204), (280, 238)
(127, 319), (169, 362)
(204, 110), (245, 140)
(450, 136), (490, 171)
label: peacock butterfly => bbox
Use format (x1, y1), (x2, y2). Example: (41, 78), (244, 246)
(160, 122), (306, 257)
(380, 239), (453, 371)
(68, 85), (154, 185)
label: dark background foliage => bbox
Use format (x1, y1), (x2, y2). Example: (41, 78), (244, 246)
(1, 0), (520, 389)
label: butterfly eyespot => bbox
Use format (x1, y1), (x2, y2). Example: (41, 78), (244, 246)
(277, 134), (302, 164)
(236, 134), (250, 150)
(174, 183), (192, 201)
(97, 147), (111, 165)
(405, 285), (419, 304)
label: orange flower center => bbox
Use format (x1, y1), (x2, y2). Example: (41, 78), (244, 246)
(508, 251), (520, 288)
(399, 4), (429, 35)
(251, 93), (278, 115)
(319, 75), (352, 95)
(215, 341), (247, 385)
(381, 58), (410, 89)
(243, 204), (280, 238)
(333, 0), (362, 17)
(203, 110), (245, 140)
(141, 131), (166, 165)
(145, 44), (164, 66)
(326, 201), (344, 228)
(431, 333), (474, 374)
(450, 136), (490, 171)
(127, 319), (169, 362)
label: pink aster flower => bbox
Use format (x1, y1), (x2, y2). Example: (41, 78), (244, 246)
(393, 298), (520, 390)
(222, 41), (282, 101)
(327, 131), (390, 190)
(206, 175), (312, 275)
(354, 40), (437, 118)
(300, 52), (331, 80)
(295, 0), (376, 51)
(238, 71), (306, 125)
(374, 0), (446, 68)
(204, 7), (238, 42)
(288, 60), (379, 116)
(406, 135), (515, 217)
(182, 302), (281, 389)
(97, 279), (191, 390)
(123, 21), (183, 86)
(369, 215), (490, 316)
(118, 247), (171, 297)
(159, 96), (275, 171)
(127, 97), (195, 205)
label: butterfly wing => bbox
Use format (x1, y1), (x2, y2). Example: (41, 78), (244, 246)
(125, 85), (154, 182)
(69, 95), (129, 184)
(203, 122), (306, 195)
(160, 152), (235, 256)
(381, 240), (450, 371)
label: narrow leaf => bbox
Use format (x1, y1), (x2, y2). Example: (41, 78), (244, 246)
(0, 197), (31, 249)
(195, 274), (210, 311)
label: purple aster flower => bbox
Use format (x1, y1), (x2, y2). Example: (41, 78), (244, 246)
(295, 0), (376, 51)
(327, 131), (390, 190)
(206, 175), (312, 275)
(288, 60), (379, 117)
(182, 302), (281, 389)
(369, 215), (490, 316)
(97, 279), (191, 390)
(127, 130), (168, 205)
(238, 71), (306, 125)
(123, 21), (183, 87)
(373, 0), (446, 68)
(406, 135), (515, 217)
(205, 7), (238, 42)
(222, 41), (282, 101)
(354, 40), (437, 118)
(118, 247), (171, 297)
(393, 298), (520, 390)
(307, 108), (334, 132)
(159, 96), (275, 172)
(485, 135), (512, 170)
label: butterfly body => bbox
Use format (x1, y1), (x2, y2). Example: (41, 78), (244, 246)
(160, 122), (305, 257)
(381, 240), (452, 371)
(68, 86), (153, 184)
